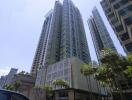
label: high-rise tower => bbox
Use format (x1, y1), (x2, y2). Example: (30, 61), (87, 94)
(31, 10), (53, 76)
(31, 0), (102, 95)
(88, 8), (117, 62)
(31, 0), (91, 76)
(101, 0), (132, 53)
(60, 0), (90, 63)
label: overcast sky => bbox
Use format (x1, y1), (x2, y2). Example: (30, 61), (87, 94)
(0, 0), (125, 76)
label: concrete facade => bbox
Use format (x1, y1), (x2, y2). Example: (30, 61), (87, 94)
(12, 74), (35, 99)
(101, 0), (132, 53)
(53, 88), (106, 100)
(36, 57), (104, 95)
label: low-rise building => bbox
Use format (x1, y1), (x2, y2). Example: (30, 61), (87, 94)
(0, 76), (7, 88)
(0, 68), (18, 88)
(36, 57), (106, 97)
(6, 68), (18, 85)
(12, 74), (35, 99)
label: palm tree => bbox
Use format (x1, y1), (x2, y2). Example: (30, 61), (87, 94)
(80, 63), (95, 100)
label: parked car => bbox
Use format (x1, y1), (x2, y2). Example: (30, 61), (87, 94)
(0, 89), (30, 100)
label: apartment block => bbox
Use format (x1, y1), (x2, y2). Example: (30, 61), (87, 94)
(101, 0), (132, 53)
(88, 7), (117, 62)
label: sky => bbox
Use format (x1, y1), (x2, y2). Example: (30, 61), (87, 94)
(0, 0), (125, 76)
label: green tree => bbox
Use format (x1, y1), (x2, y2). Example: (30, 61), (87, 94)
(95, 64), (114, 99)
(18, 71), (25, 75)
(124, 66), (132, 78)
(13, 81), (21, 91)
(80, 63), (95, 100)
(4, 84), (14, 90)
(100, 48), (126, 100)
(126, 54), (132, 65)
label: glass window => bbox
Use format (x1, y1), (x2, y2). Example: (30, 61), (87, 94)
(52, 72), (57, 78)
(127, 5), (132, 12)
(108, 13), (114, 18)
(119, 10), (127, 16)
(120, 33), (130, 41)
(125, 42), (132, 52)
(58, 71), (62, 77)
(119, 5), (132, 16)
(114, 3), (120, 9)
(59, 91), (68, 97)
(108, 8), (111, 12)
(120, 0), (129, 5)
(115, 25), (124, 32)
(124, 17), (132, 25)
(111, 18), (118, 25)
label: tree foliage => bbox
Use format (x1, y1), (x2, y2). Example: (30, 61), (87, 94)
(80, 63), (94, 76)
(80, 49), (132, 100)
(127, 54), (132, 65)
(3, 84), (14, 90)
(124, 66), (132, 78)
(95, 64), (113, 82)
(52, 79), (69, 89)
(13, 81), (21, 91)
(3, 81), (21, 91)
